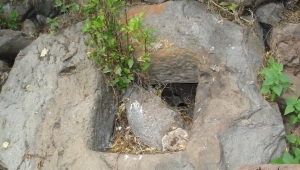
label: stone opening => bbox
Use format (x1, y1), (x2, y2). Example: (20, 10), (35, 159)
(91, 82), (198, 154)
(160, 83), (198, 128)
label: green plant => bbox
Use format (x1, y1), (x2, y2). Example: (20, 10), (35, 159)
(46, 0), (81, 34)
(46, 17), (59, 34)
(82, 0), (155, 92)
(284, 98), (300, 124)
(0, 3), (19, 30)
(270, 135), (300, 164)
(259, 57), (291, 101)
(219, 2), (238, 11)
(54, 0), (80, 13)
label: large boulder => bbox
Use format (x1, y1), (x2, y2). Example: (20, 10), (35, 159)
(0, 1), (286, 170)
(0, 22), (116, 170)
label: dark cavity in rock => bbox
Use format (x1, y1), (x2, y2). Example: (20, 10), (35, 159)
(157, 83), (198, 127)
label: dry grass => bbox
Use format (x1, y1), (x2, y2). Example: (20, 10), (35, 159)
(279, 4), (300, 26)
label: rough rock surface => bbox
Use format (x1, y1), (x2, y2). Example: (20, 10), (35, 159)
(0, 1), (286, 170)
(123, 85), (185, 150)
(22, 19), (37, 37)
(271, 23), (300, 74)
(162, 128), (189, 151)
(255, 3), (284, 26)
(0, 29), (34, 60)
(0, 22), (116, 170)
(0, 60), (10, 91)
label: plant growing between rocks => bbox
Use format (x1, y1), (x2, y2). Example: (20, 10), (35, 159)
(270, 134), (300, 164)
(46, 0), (81, 34)
(259, 57), (291, 101)
(0, 3), (19, 30)
(82, 0), (155, 92)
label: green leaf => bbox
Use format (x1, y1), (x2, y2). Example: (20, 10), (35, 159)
(286, 98), (298, 105)
(229, 3), (238, 10)
(55, 0), (62, 7)
(270, 92), (276, 101)
(290, 115), (298, 125)
(102, 66), (111, 73)
(292, 147), (300, 157)
(279, 74), (290, 83)
(282, 151), (296, 164)
(285, 105), (295, 115)
(128, 74), (134, 81)
(265, 69), (278, 81)
(142, 63), (150, 71)
(281, 81), (291, 88)
(260, 85), (270, 94)
(60, 6), (67, 13)
(268, 57), (275, 65)
(219, 2), (229, 6)
(286, 135), (297, 144)
(295, 102), (300, 111)
(269, 157), (284, 164)
(9, 10), (18, 20)
(123, 68), (130, 74)
(271, 84), (282, 96)
(46, 17), (53, 24)
(71, 3), (80, 12)
(263, 77), (275, 85)
(128, 58), (134, 68)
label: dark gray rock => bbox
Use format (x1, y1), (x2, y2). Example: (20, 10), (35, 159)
(0, 22), (115, 169)
(0, 30), (34, 60)
(31, 0), (58, 18)
(123, 85), (185, 150)
(255, 3), (284, 26)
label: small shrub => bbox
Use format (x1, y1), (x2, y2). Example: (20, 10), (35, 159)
(82, 0), (155, 92)
(259, 57), (291, 101)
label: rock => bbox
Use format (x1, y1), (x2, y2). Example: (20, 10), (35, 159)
(162, 128), (189, 151)
(255, 3), (284, 26)
(0, 29), (34, 60)
(131, 1), (285, 169)
(123, 85), (185, 150)
(271, 23), (300, 74)
(0, 22), (116, 169)
(22, 19), (37, 36)
(31, 0), (58, 18)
